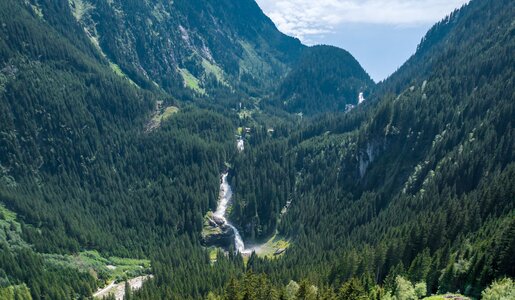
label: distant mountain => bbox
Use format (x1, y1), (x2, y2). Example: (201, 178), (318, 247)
(270, 45), (374, 115)
(17, 0), (374, 108)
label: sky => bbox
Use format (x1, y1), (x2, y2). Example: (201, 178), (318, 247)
(255, 0), (470, 82)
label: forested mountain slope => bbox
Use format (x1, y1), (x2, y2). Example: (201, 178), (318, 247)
(0, 0), (513, 299)
(213, 0), (514, 298)
(62, 0), (304, 99)
(269, 45), (374, 115)
(0, 0), (239, 298)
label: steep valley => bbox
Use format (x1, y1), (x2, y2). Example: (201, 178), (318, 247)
(0, 0), (513, 299)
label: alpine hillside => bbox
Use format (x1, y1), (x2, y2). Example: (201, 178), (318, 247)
(0, 0), (513, 299)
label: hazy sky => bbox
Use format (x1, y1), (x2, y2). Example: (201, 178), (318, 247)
(255, 0), (469, 82)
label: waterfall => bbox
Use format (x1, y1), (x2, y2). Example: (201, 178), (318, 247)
(214, 173), (248, 253)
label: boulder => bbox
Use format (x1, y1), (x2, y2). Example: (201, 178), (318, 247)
(212, 215), (226, 226)
(202, 224), (235, 248)
(274, 248), (286, 255)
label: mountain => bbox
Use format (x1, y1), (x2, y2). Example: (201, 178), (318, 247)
(220, 0), (514, 298)
(270, 45), (374, 115)
(0, 0), (239, 297)
(0, 0), (513, 299)
(65, 0), (304, 98)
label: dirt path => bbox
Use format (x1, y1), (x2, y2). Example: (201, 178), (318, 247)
(93, 275), (153, 299)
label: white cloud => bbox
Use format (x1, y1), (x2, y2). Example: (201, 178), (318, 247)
(256, 0), (469, 43)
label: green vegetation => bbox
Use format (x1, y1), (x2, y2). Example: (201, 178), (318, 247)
(0, 204), (17, 224)
(253, 234), (290, 258)
(109, 62), (138, 86)
(150, 105), (179, 126)
(208, 1), (514, 299)
(179, 68), (206, 94)
(208, 248), (219, 263)
(0, 204), (27, 249)
(270, 45), (374, 115)
(481, 278), (515, 300)
(76, 0), (303, 100)
(0, 0), (512, 299)
(160, 106), (180, 121)
(44, 250), (150, 285)
(202, 58), (229, 87)
(0, 284), (32, 300)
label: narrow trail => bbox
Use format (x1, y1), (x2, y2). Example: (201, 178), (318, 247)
(93, 275), (153, 300)
(93, 281), (116, 298)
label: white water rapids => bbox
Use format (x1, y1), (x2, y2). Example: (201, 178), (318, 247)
(214, 173), (250, 254)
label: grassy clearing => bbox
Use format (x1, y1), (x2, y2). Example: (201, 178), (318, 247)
(0, 204), (149, 289)
(147, 105), (179, 131)
(109, 62), (125, 78)
(160, 106), (179, 121)
(108, 62), (138, 86)
(44, 250), (151, 284)
(202, 59), (229, 87)
(239, 41), (272, 77)
(179, 68), (205, 94)
(82, 28), (138, 86)
(207, 247), (219, 264)
(254, 233), (290, 259)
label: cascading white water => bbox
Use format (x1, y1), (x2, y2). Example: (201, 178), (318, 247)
(214, 173), (248, 253)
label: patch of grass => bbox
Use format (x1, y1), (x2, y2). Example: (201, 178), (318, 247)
(108, 62), (138, 86)
(254, 233), (290, 259)
(160, 106), (179, 121)
(202, 59), (229, 87)
(82, 29), (137, 86)
(179, 68), (205, 94)
(44, 250), (150, 284)
(202, 212), (223, 237)
(208, 247), (218, 262)
(109, 62), (125, 77)
(0, 204), (149, 286)
(148, 105), (179, 131)
(239, 41), (265, 75)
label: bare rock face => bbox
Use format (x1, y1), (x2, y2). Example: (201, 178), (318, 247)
(212, 215), (226, 226)
(201, 213), (234, 248)
(202, 224), (234, 248)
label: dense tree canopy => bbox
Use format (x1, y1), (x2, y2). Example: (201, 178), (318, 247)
(0, 0), (512, 299)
